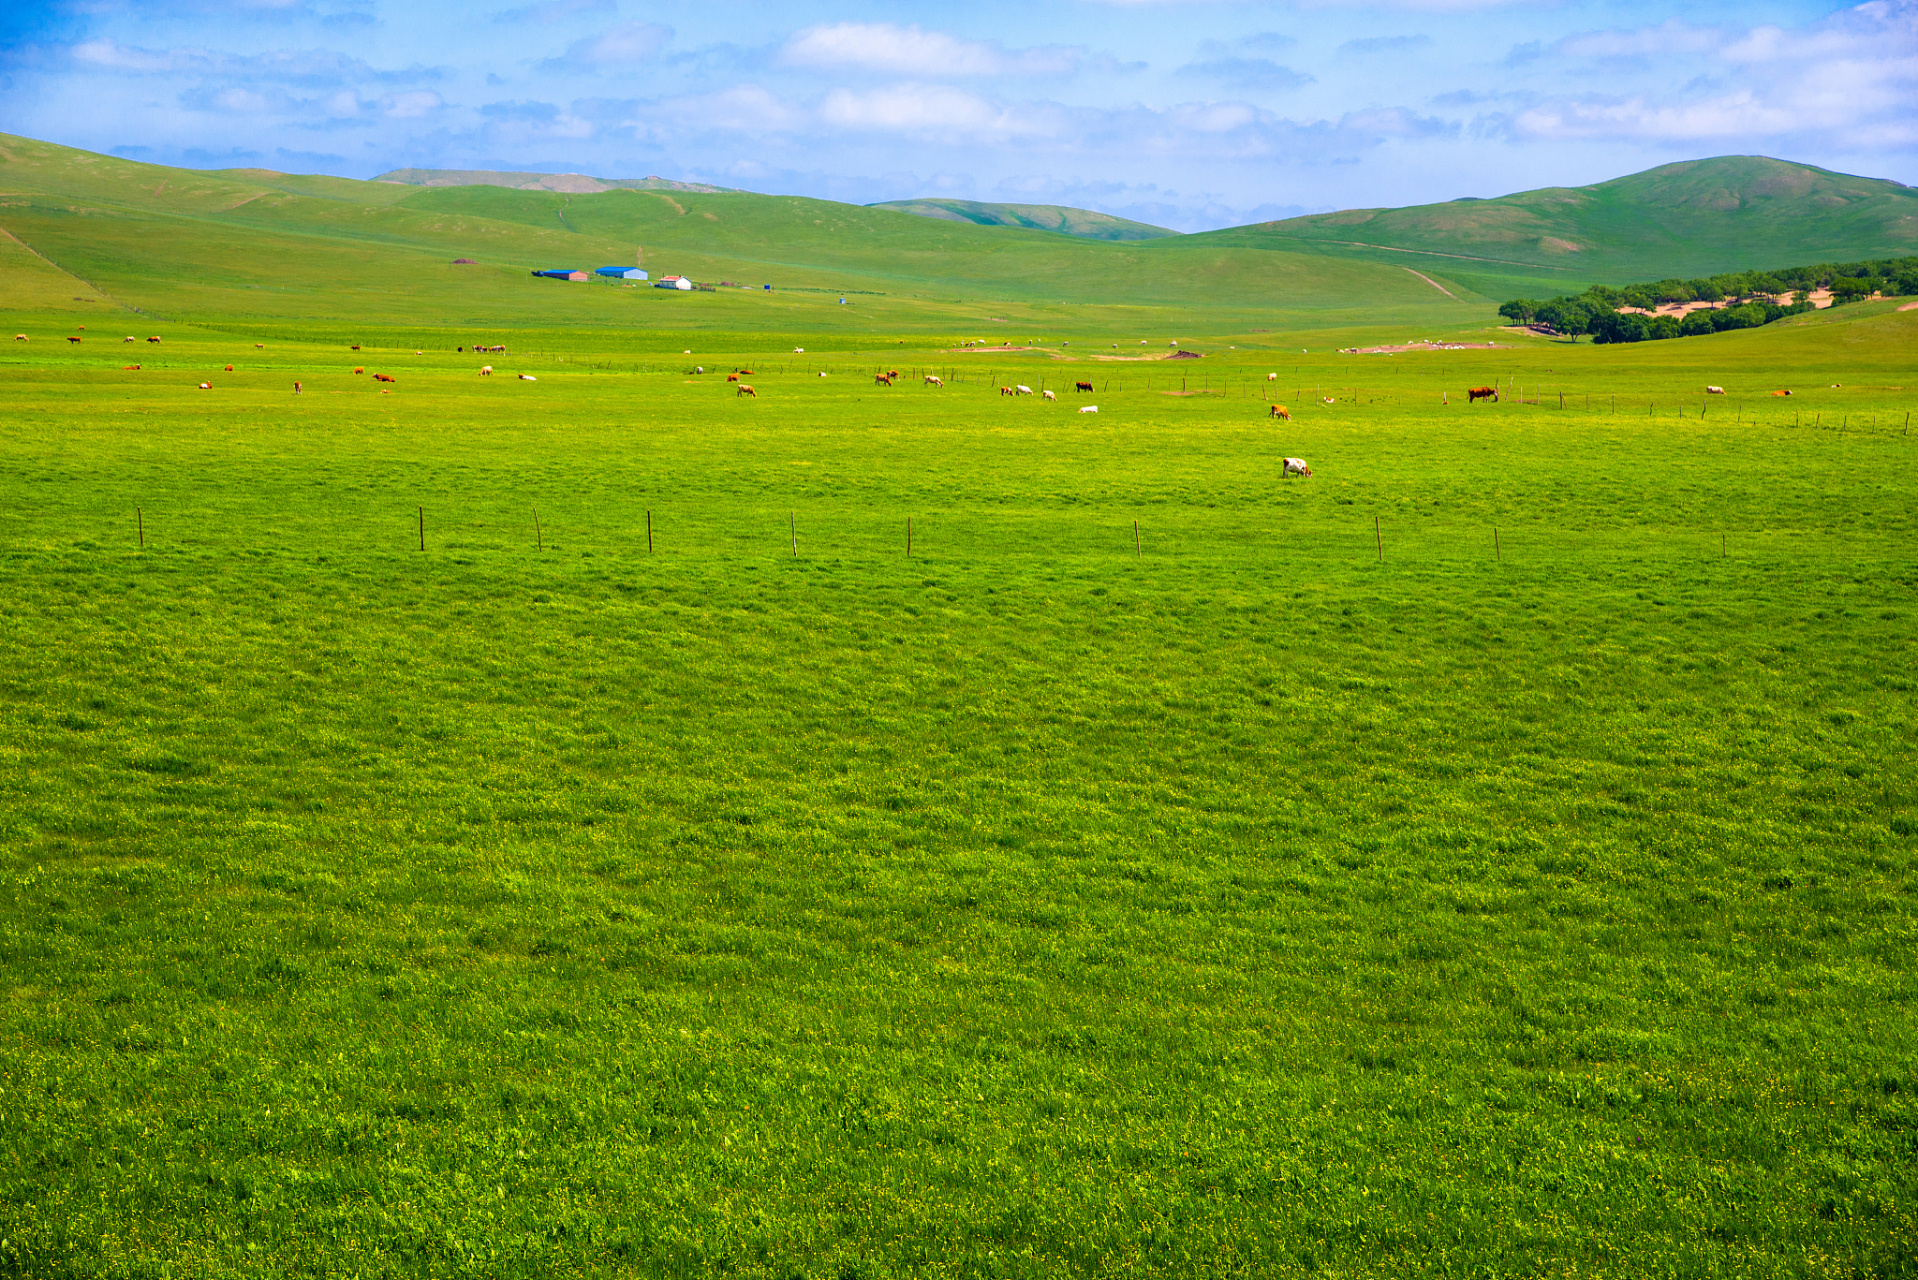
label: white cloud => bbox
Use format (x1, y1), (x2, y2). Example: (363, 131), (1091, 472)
(782, 23), (1083, 77)
(1554, 19), (1724, 59)
(819, 84), (1065, 139)
(1500, 0), (1918, 144)
(546, 22), (672, 69)
(380, 90), (442, 118)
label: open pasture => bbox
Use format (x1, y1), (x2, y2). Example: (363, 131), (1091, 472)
(0, 299), (1915, 1278)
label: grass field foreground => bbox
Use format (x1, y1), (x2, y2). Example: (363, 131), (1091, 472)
(0, 299), (1914, 1277)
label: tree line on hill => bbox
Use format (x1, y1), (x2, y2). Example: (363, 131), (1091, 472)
(1499, 255), (1918, 344)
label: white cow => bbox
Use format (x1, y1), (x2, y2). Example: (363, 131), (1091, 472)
(1706, 385), (1725, 394)
(1267, 372), (1277, 381)
(518, 374), (537, 381)
(924, 375), (942, 387)
(1078, 405), (1098, 414)
(1042, 389), (1056, 402)
(1282, 457), (1312, 478)
(1016, 384), (1033, 395)
(479, 365), (493, 376)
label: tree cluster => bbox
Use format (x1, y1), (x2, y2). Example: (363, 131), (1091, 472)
(1499, 255), (1918, 344)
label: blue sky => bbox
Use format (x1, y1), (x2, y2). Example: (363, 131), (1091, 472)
(2, 0), (1913, 230)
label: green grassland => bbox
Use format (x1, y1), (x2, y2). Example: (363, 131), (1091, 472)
(2, 133), (1917, 1276)
(0, 282), (1914, 1276)
(1193, 156), (1918, 303)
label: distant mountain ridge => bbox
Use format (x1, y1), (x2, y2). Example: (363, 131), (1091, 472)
(372, 168), (738, 195)
(1187, 156), (1918, 298)
(866, 198), (1176, 242)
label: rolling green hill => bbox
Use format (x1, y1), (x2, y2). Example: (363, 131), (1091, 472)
(866, 198), (1175, 241)
(0, 132), (1474, 339)
(1191, 156), (1918, 301)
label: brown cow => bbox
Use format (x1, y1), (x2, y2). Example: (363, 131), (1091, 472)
(147, 336), (161, 343)
(351, 345), (361, 351)
(1771, 389), (1793, 396)
(1000, 385), (1014, 396)
(736, 368), (753, 376)
(1467, 386), (1498, 403)
(736, 384), (756, 397)
(1075, 381), (1094, 393)
(353, 367), (364, 374)
(1270, 403), (1291, 420)
(874, 374), (893, 386)
(224, 365), (234, 372)
(373, 373), (395, 383)
(124, 364), (140, 371)
(726, 373), (740, 382)
(67, 336), (81, 343)
(885, 369), (899, 380)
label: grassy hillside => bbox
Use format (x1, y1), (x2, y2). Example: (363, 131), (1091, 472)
(1193, 156), (1918, 300)
(867, 198), (1176, 241)
(0, 133), (1479, 339)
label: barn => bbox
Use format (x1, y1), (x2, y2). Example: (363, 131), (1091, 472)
(655, 276), (696, 291)
(532, 269), (588, 281)
(596, 267), (648, 280)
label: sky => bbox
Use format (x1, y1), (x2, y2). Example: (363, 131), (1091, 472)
(1, 0), (1913, 232)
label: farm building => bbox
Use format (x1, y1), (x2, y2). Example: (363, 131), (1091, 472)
(655, 276), (695, 291)
(532, 269), (588, 281)
(596, 267), (648, 280)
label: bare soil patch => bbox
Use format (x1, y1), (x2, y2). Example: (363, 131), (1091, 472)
(1343, 340), (1508, 355)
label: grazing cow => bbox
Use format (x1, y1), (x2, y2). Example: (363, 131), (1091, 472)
(1043, 389), (1057, 402)
(737, 384), (756, 398)
(518, 374), (537, 381)
(1771, 389), (1792, 396)
(1270, 404), (1291, 420)
(293, 382), (301, 395)
(353, 367), (364, 374)
(737, 368), (753, 376)
(13, 334), (25, 341)
(1078, 405), (1098, 414)
(885, 369), (900, 380)
(256, 344), (264, 349)
(147, 336), (160, 343)
(1467, 386), (1498, 403)
(726, 373), (740, 382)
(875, 374), (893, 386)
(124, 364), (140, 371)
(1282, 457), (1312, 478)
(124, 336), (136, 343)
(1267, 373), (1277, 381)
(924, 375), (942, 387)
(1075, 381), (1094, 393)
(351, 345), (360, 351)
(67, 336), (81, 343)
(1016, 384), (1033, 396)
(1000, 386), (1014, 396)
(479, 366), (493, 376)
(373, 373), (395, 383)
(224, 365), (233, 372)
(199, 382), (211, 390)
(1706, 386), (1726, 394)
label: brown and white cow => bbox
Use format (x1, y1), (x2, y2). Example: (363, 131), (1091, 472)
(1282, 457), (1312, 478)
(1270, 404), (1291, 420)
